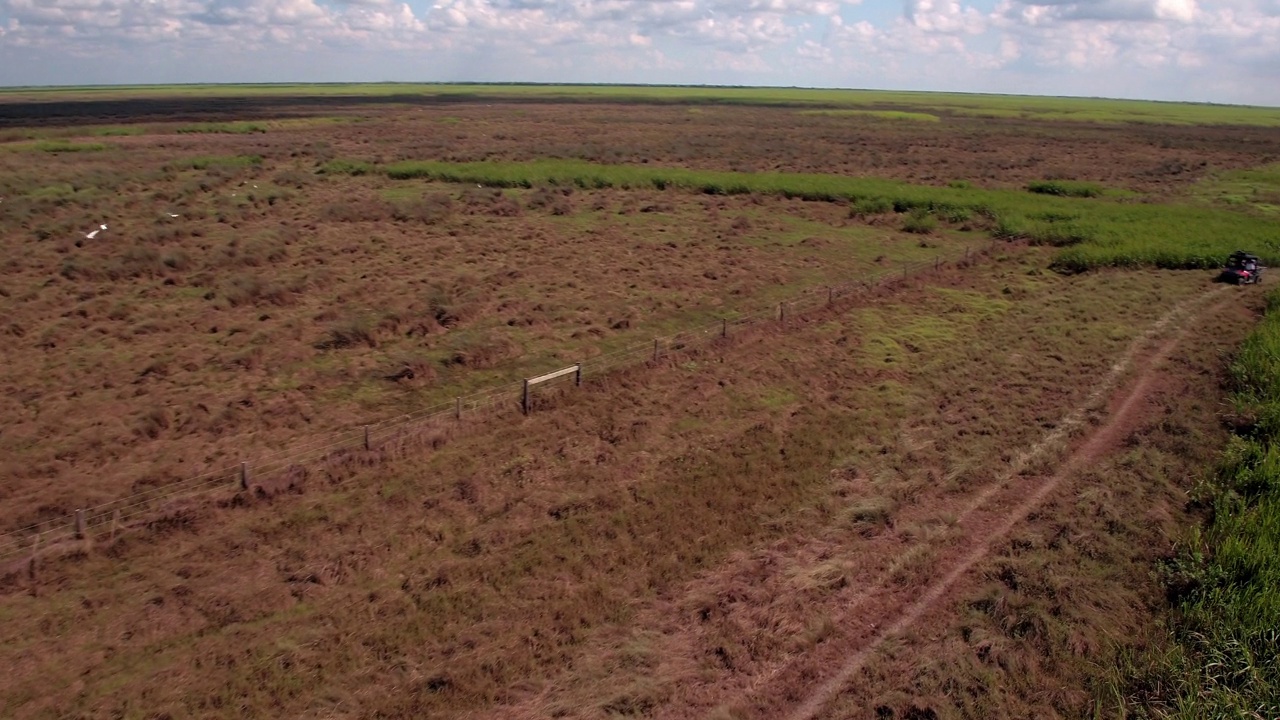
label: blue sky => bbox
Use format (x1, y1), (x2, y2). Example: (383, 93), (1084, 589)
(0, 0), (1277, 105)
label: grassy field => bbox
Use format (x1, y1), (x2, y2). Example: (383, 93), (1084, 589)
(3, 83), (1280, 126)
(355, 157), (1280, 270)
(0, 86), (1278, 719)
(1, 254), (1247, 719)
(0, 127), (973, 531)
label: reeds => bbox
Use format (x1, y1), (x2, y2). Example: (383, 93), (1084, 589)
(372, 159), (1280, 271)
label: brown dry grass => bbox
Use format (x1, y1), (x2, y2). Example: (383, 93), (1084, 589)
(0, 96), (1273, 719)
(0, 134), (960, 531)
(0, 248), (1246, 719)
(810, 292), (1259, 720)
(64, 101), (1280, 192)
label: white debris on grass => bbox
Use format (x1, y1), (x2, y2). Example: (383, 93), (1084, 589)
(84, 223), (107, 240)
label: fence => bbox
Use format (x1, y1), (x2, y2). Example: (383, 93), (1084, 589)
(0, 246), (988, 566)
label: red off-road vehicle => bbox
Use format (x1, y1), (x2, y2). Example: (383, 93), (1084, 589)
(1221, 251), (1263, 285)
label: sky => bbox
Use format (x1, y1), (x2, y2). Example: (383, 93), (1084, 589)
(0, 0), (1277, 105)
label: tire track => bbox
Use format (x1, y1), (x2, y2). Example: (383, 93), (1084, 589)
(782, 286), (1230, 720)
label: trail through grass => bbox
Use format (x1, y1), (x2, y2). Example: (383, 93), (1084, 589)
(1130, 286), (1280, 717)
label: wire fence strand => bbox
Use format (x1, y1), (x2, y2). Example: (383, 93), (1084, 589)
(0, 248), (983, 563)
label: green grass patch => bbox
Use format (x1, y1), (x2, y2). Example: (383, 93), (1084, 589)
(370, 158), (1280, 270)
(321, 159), (375, 176)
(32, 140), (108, 153)
(756, 387), (798, 409)
(172, 117), (356, 135)
(931, 288), (1013, 319)
(24, 183), (97, 204)
(1134, 286), (1280, 717)
(177, 121), (268, 134)
(925, 101), (1280, 126)
(1193, 163), (1280, 216)
(0, 125), (143, 142)
(799, 109), (940, 122)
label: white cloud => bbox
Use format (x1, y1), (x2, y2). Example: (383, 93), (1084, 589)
(0, 0), (1276, 105)
(1008, 0), (1196, 22)
(995, 0), (1279, 72)
(906, 0), (986, 32)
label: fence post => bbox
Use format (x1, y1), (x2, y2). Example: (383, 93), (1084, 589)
(456, 397), (462, 420)
(574, 363), (582, 387)
(363, 425), (370, 451)
(653, 338), (659, 362)
(935, 256), (940, 270)
(111, 509), (121, 541)
(721, 318), (727, 338)
(29, 533), (40, 575)
(522, 379), (531, 415)
(239, 462), (249, 491)
(74, 509), (86, 540)
(827, 287), (833, 305)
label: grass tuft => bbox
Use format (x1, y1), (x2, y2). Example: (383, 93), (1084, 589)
(321, 159), (375, 176)
(901, 210), (937, 234)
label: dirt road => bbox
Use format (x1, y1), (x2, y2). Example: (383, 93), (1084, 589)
(781, 287), (1231, 720)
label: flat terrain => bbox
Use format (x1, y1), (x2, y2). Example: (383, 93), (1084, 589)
(1, 87), (1277, 718)
(6, 99), (1278, 190)
(1, 255), (1259, 719)
(0, 129), (962, 529)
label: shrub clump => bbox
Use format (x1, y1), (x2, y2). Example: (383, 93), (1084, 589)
(992, 215), (1030, 240)
(1027, 180), (1103, 198)
(525, 187), (574, 215)
(901, 210), (937, 235)
(317, 317), (378, 350)
(849, 196), (894, 217)
(220, 274), (292, 308)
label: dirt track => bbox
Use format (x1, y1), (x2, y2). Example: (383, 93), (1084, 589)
(778, 287), (1231, 720)
(462, 275), (1244, 720)
(2, 252), (1254, 718)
